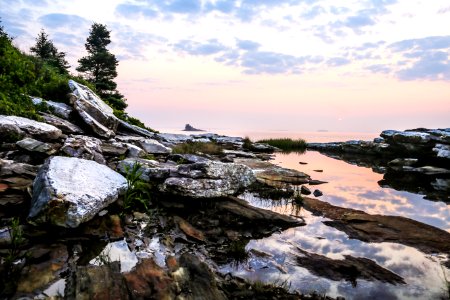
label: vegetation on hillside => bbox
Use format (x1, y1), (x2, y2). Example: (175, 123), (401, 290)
(0, 20), (151, 131)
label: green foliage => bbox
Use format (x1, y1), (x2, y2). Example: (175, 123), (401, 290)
(257, 138), (307, 153)
(77, 23), (127, 110)
(30, 29), (70, 75)
(0, 32), (72, 119)
(171, 141), (223, 155)
(242, 136), (253, 150)
(122, 162), (151, 215)
(6, 218), (26, 264)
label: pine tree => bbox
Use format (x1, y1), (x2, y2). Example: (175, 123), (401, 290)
(30, 29), (70, 74)
(76, 23), (127, 110)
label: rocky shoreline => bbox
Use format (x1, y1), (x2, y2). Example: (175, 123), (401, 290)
(0, 80), (449, 299)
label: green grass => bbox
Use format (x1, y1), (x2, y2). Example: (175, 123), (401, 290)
(257, 138), (307, 152)
(122, 162), (151, 215)
(171, 141), (223, 156)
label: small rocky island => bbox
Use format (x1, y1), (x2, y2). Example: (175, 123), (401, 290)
(1, 80), (449, 299)
(182, 123), (204, 131)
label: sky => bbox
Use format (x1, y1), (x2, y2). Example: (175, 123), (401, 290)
(1, 0), (450, 133)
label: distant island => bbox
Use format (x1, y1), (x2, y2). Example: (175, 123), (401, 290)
(317, 129), (329, 132)
(182, 124), (204, 131)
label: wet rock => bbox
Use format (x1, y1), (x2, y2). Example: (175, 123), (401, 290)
(301, 185), (311, 195)
(174, 216), (206, 242)
(82, 214), (124, 239)
(67, 261), (130, 300)
(235, 158), (310, 186)
(173, 253), (226, 300)
(387, 158), (418, 167)
(29, 156), (127, 227)
(31, 97), (73, 119)
(160, 161), (255, 198)
(68, 80), (119, 138)
(308, 179), (328, 185)
(302, 197), (450, 254)
(16, 244), (68, 294)
(16, 138), (56, 155)
(313, 189), (323, 197)
(295, 248), (405, 286)
(61, 135), (105, 164)
(408, 166), (450, 175)
(124, 258), (175, 300)
(0, 115), (62, 141)
(40, 112), (84, 134)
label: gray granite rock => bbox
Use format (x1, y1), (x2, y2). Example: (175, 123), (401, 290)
(117, 158), (174, 181)
(40, 113), (84, 134)
(16, 138), (56, 155)
(68, 80), (119, 138)
(31, 97), (73, 119)
(29, 156), (127, 227)
(124, 143), (146, 158)
(0, 115), (62, 140)
(117, 119), (155, 138)
(138, 138), (171, 154)
(61, 135), (105, 164)
(160, 161), (255, 198)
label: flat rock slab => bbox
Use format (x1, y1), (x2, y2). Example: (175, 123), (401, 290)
(16, 138), (56, 155)
(40, 112), (84, 134)
(234, 158), (310, 186)
(0, 115), (62, 141)
(29, 156), (127, 228)
(295, 248), (405, 285)
(302, 197), (450, 254)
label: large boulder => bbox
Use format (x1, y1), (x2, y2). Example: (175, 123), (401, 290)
(68, 80), (119, 138)
(16, 138), (56, 155)
(29, 156), (127, 227)
(160, 161), (255, 198)
(0, 115), (62, 141)
(116, 136), (171, 154)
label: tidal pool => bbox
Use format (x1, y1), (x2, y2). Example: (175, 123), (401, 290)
(221, 151), (450, 300)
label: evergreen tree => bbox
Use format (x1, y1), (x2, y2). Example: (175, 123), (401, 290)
(0, 18), (11, 41)
(76, 23), (127, 110)
(30, 29), (70, 74)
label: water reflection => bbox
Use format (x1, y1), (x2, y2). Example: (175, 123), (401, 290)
(221, 151), (450, 299)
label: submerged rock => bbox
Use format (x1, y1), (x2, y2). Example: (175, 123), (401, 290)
(0, 115), (62, 141)
(302, 197), (450, 254)
(68, 80), (119, 138)
(29, 156), (127, 227)
(295, 248), (405, 285)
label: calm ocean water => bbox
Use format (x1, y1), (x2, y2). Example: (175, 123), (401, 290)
(158, 128), (379, 143)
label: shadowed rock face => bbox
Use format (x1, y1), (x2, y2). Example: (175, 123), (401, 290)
(29, 156), (127, 227)
(302, 197), (450, 254)
(295, 248), (405, 286)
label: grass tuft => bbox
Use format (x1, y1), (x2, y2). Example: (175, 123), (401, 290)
(257, 138), (307, 153)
